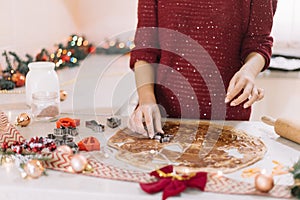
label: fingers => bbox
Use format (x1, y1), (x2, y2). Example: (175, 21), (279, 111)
(243, 87), (259, 108)
(230, 84), (252, 106)
(257, 88), (264, 101)
(154, 108), (164, 133)
(243, 87), (264, 108)
(226, 76), (250, 104)
(225, 75), (237, 103)
(226, 86), (265, 109)
(144, 108), (155, 138)
(128, 110), (148, 137)
(128, 104), (163, 138)
(226, 70), (264, 108)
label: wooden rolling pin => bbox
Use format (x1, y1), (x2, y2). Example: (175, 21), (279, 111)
(261, 116), (300, 144)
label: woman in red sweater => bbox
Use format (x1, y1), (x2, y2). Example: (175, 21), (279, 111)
(129, 0), (277, 137)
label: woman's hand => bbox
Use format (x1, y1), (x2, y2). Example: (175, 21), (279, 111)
(225, 52), (266, 108)
(128, 104), (163, 138)
(128, 60), (163, 138)
(225, 68), (264, 108)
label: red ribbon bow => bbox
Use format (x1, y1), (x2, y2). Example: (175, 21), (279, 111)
(140, 165), (207, 200)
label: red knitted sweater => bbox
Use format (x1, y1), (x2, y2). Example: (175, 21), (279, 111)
(130, 0), (277, 120)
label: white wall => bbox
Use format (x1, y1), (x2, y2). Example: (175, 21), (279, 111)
(73, 0), (137, 44)
(251, 76), (300, 121)
(66, 0), (300, 51)
(0, 0), (79, 64)
(0, 0), (299, 65)
(0, 0), (138, 65)
(73, 0), (298, 54)
(272, 0), (300, 54)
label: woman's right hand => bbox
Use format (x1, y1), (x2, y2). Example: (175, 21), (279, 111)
(128, 103), (163, 138)
(129, 60), (163, 138)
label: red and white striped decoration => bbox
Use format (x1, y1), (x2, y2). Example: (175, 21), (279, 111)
(43, 152), (291, 198)
(0, 112), (25, 146)
(205, 174), (291, 198)
(43, 151), (154, 183)
(83, 157), (154, 183)
(43, 152), (72, 170)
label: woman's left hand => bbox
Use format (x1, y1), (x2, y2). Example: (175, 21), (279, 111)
(225, 68), (264, 108)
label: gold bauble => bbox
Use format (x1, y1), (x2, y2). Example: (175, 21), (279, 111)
(23, 159), (45, 179)
(60, 90), (68, 101)
(56, 145), (73, 155)
(70, 154), (88, 173)
(255, 173), (274, 193)
(16, 113), (31, 127)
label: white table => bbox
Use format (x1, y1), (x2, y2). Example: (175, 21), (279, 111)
(0, 109), (299, 200)
(0, 55), (299, 200)
(0, 112), (300, 200)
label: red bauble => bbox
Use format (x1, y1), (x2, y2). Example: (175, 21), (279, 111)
(36, 53), (49, 61)
(12, 73), (26, 87)
(1, 142), (8, 150)
(88, 46), (96, 54)
(60, 55), (70, 62)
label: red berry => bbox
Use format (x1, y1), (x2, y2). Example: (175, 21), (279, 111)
(18, 147), (23, 154)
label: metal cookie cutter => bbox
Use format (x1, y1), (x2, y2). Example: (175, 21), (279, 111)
(107, 117), (121, 128)
(47, 133), (79, 154)
(85, 120), (105, 132)
(153, 132), (173, 143)
(54, 126), (79, 137)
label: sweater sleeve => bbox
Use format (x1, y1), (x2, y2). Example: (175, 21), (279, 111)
(129, 0), (161, 70)
(241, 0), (277, 70)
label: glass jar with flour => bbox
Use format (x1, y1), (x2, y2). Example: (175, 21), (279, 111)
(25, 62), (60, 119)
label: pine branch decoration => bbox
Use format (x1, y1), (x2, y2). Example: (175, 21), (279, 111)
(291, 159), (300, 198)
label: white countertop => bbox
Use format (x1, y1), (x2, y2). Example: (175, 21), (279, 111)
(0, 110), (299, 200)
(0, 55), (299, 200)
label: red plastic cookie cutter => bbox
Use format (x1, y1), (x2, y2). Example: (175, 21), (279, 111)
(56, 117), (80, 128)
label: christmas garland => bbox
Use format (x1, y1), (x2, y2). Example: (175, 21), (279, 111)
(291, 159), (300, 198)
(0, 34), (134, 90)
(0, 136), (56, 179)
